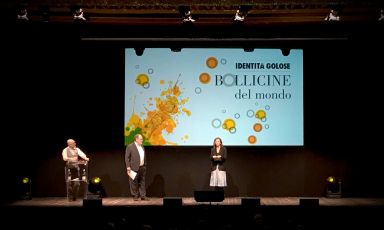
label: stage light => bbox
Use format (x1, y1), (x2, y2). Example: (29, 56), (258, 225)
(326, 176), (335, 183)
(16, 6), (29, 21)
(84, 176), (103, 207)
(324, 5), (342, 21)
(233, 5), (251, 23)
(178, 6), (196, 24)
(379, 9), (384, 21)
(326, 176), (342, 198)
(20, 177), (32, 200)
(88, 176), (104, 198)
(91, 176), (101, 184)
(22, 177), (30, 184)
(70, 5), (87, 22)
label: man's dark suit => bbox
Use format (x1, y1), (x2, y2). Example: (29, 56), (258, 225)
(125, 142), (147, 198)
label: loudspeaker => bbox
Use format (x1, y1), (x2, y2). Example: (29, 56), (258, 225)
(241, 197), (261, 207)
(83, 198), (102, 208)
(299, 198), (319, 207)
(163, 197), (182, 207)
(194, 190), (224, 202)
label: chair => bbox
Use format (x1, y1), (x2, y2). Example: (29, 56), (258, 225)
(65, 161), (89, 200)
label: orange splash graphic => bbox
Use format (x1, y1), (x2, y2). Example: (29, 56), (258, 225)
(126, 76), (191, 145)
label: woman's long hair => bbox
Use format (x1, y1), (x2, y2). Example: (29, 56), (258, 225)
(212, 137), (223, 148)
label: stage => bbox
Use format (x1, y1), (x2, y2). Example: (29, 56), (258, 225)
(7, 196), (384, 207)
(4, 197), (384, 230)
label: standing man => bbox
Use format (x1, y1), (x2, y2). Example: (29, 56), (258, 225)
(125, 134), (149, 201)
(62, 138), (90, 201)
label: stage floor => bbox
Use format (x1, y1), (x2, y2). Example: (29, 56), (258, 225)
(7, 196), (384, 207)
(4, 197), (384, 230)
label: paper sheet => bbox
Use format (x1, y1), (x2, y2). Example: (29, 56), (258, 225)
(128, 170), (137, 180)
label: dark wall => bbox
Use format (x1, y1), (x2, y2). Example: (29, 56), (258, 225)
(33, 148), (341, 198)
(2, 23), (383, 201)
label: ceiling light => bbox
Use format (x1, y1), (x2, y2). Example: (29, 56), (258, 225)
(178, 6), (196, 24)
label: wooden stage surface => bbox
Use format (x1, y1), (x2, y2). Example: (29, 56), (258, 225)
(8, 197), (384, 207)
(4, 197), (384, 230)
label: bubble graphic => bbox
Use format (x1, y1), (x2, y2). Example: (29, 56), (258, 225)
(199, 73), (211, 84)
(212, 118), (222, 128)
(248, 135), (257, 144)
(265, 105), (270, 110)
(220, 59), (227, 65)
(181, 135), (189, 141)
(221, 73), (236, 87)
(229, 127), (236, 134)
(195, 87), (202, 94)
(253, 123), (263, 132)
(255, 110), (266, 120)
(148, 68), (154, 74)
(265, 124), (270, 129)
(247, 110), (255, 118)
(234, 113), (240, 119)
(136, 74), (150, 88)
(206, 57), (218, 69)
(222, 118), (236, 132)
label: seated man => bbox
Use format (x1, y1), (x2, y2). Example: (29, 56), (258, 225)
(62, 139), (89, 201)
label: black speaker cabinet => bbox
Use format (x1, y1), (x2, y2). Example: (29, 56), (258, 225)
(241, 197), (261, 207)
(299, 198), (319, 207)
(163, 197), (182, 207)
(194, 190), (224, 202)
(83, 198), (102, 208)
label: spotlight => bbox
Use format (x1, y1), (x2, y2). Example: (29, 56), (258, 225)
(20, 177), (32, 200)
(326, 176), (342, 198)
(91, 176), (101, 185)
(326, 176), (335, 183)
(134, 47), (145, 56)
(233, 5), (251, 23)
(324, 5), (342, 21)
(379, 9), (384, 21)
(178, 6), (196, 24)
(22, 177), (29, 184)
(87, 176), (104, 199)
(70, 5), (87, 22)
(16, 6), (29, 21)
